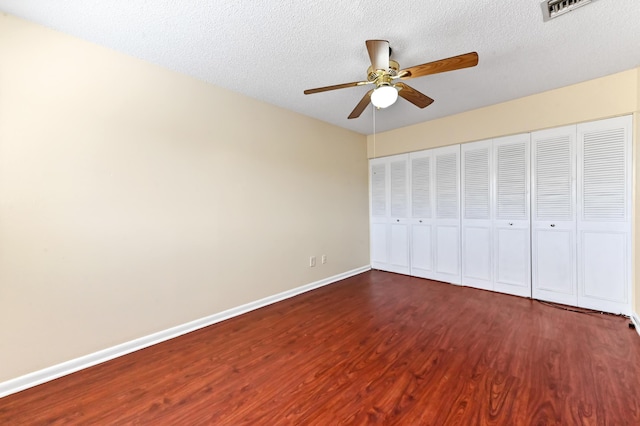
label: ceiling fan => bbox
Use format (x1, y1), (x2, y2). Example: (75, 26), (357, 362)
(304, 40), (479, 119)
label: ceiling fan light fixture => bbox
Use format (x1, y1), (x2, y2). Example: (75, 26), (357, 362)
(371, 84), (398, 109)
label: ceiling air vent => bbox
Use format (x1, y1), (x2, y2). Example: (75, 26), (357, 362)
(541, 0), (596, 21)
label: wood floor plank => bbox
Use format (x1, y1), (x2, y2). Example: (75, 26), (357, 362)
(1, 271), (639, 424)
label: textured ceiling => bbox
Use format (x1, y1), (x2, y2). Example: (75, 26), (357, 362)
(1, 1), (640, 135)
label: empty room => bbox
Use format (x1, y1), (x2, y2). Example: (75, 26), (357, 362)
(1, 1), (640, 424)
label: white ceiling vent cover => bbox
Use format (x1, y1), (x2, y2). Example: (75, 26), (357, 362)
(541, 0), (596, 21)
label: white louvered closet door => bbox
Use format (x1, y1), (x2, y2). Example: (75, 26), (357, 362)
(388, 155), (411, 274)
(370, 157), (389, 269)
(369, 154), (410, 274)
(493, 134), (531, 297)
(531, 125), (577, 306)
(461, 140), (492, 290)
(576, 116), (632, 315)
(433, 145), (461, 284)
(409, 150), (435, 279)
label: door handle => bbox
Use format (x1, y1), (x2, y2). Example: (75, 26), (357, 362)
(509, 223), (513, 226)
(396, 219), (400, 222)
(419, 220), (422, 223)
(550, 224), (556, 227)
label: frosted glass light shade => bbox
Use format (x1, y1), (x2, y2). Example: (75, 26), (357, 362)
(370, 85), (398, 108)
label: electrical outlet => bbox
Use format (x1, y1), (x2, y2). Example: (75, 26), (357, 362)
(321, 255), (327, 264)
(309, 256), (316, 267)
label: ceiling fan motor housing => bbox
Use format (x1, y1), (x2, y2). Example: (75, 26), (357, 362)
(367, 60), (400, 81)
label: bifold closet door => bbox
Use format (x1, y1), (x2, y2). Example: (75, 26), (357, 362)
(409, 150), (435, 279)
(461, 140), (492, 290)
(493, 134), (531, 297)
(576, 116), (632, 315)
(433, 145), (461, 284)
(531, 125), (577, 306)
(369, 154), (410, 274)
(461, 135), (531, 296)
(370, 158), (389, 269)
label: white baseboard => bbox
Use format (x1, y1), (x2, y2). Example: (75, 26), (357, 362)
(0, 265), (371, 399)
(632, 312), (640, 338)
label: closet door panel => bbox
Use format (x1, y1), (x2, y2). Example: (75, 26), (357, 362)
(433, 145), (461, 284)
(576, 116), (631, 314)
(531, 126), (577, 306)
(581, 231), (626, 301)
(411, 224), (433, 276)
(387, 156), (410, 274)
(461, 140), (492, 290)
(369, 159), (389, 270)
(389, 222), (409, 270)
(409, 150), (435, 279)
(370, 223), (388, 266)
(436, 226), (460, 277)
(462, 226), (492, 285)
(495, 226), (529, 288)
(533, 229), (575, 295)
(493, 134), (531, 297)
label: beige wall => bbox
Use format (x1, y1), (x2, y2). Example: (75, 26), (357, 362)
(367, 69), (638, 158)
(367, 67), (640, 316)
(635, 69), (640, 317)
(0, 15), (369, 382)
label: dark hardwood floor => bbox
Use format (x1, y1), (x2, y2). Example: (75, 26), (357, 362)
(2, 270), (640, 425)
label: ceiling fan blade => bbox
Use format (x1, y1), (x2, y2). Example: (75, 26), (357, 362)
(348, 89), (374, 119)
(396, 83), (434, 109)
(399, 52), (479, 80)
(366, 39), (390, 71)
(304, 81), (370, 95)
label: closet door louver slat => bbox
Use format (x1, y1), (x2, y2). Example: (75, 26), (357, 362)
(463, 148), (490, 220)
(496, 143), (527, 220)
(411, 157), (431, 219)
(582, 129), (626, 221)
(436, 153), (459, 220)
(371, 163), (386, 217)
(535, 136), (573, 220)
(390, 160), (408, 218)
